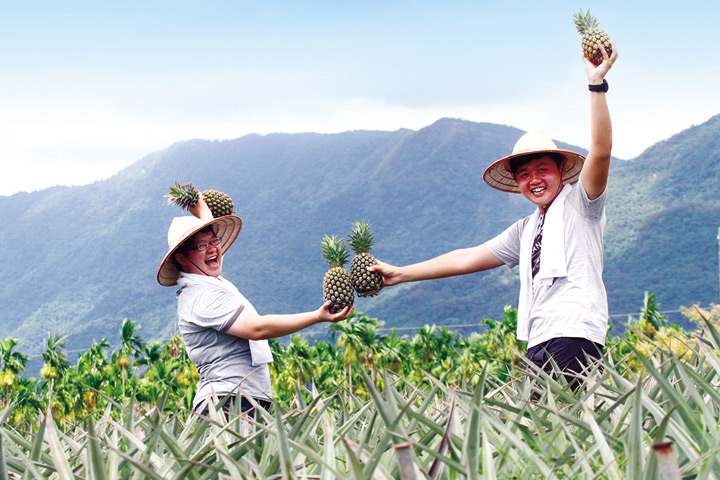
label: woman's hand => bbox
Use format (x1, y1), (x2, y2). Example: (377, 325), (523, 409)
(189, 192), (214, 221)
(317, 301), (354, 323)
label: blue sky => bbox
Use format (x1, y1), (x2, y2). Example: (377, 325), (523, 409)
(1, 0), (718, 195)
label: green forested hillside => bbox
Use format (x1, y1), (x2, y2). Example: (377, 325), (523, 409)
(1, 115), (719, 370)
(605, 113), (720, 316)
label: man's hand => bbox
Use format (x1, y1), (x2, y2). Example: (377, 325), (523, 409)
(585, 40), (618, 84)
(367, 260), (404, 287)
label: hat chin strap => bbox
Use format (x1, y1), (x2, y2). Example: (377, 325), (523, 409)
(541, 180), (567, 213)
(188, 258), (214, 277)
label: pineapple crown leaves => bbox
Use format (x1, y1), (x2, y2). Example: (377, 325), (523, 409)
(164, 181), (199, 210)
(321, 235), (351, 268)
(348, 221), (375, 254)
(573, 9), (600, 34)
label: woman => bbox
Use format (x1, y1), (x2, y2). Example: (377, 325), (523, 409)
(157, 194), (352, 415)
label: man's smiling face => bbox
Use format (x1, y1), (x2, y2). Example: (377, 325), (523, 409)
(175, 230), (223, 278)
(514, 156), (565, 211)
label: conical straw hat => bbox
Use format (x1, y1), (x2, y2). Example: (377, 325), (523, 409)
(157, 214), (242, 286)
(483, 130), (585, 193)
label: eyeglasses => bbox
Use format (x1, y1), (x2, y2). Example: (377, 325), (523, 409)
(188, 237), (222, 251)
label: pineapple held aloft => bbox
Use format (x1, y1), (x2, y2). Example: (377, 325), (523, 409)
(574, 9), (612, 66)
(348, 221), (383, 297)
(203, 189), (235, 217)
(165, 181), (236, 218)
(321, 235), (355, 314)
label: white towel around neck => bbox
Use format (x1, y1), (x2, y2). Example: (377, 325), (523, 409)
(516, 184), (572, 341)
(176, 273), (274, 366)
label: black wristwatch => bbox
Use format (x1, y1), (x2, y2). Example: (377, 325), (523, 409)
(588, 79), (609, 92)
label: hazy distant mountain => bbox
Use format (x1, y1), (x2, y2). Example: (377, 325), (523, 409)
(2, 115), (719, 370)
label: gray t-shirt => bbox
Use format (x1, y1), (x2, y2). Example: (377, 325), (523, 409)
(176, 281), (273, 409)
(485, 180), (608, 348)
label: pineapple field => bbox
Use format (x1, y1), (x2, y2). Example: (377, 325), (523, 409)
(1, 299), (719, 478)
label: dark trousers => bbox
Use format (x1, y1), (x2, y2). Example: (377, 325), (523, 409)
(526, 337), (603, 392)
(197, 395), (272, 418)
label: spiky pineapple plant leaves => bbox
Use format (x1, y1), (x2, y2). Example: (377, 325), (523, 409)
(164, 181), (236, 218)
(348, 221), (383, 297)
(321, 235), (355, 314)
(574, 9), (613, 66)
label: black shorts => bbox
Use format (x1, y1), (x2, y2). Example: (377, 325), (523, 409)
(196, 395), (272, 418)
(527, 337), (604, 375)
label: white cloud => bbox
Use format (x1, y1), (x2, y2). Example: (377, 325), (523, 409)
(2, 84), (716, 196)
(2, 0), (719, 197)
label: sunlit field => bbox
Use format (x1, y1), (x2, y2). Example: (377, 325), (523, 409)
(1, 300), (718, 478)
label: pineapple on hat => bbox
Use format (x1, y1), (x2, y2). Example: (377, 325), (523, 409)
(574, 9), (613, 66)
(165, 181), (236, 218)
(321, 235), (355, 314)
(348, 221), (383, 297)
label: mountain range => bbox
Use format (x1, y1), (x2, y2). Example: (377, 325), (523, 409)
(2, 114), (719, 371)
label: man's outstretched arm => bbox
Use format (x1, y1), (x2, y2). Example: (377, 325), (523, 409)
(369, 244), (505, 287)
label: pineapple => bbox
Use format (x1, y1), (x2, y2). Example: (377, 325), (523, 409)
(574, 9), (612, 66)
(348, 221), (383, 297)
(165, 181), (236, 218)
(202, 189), (235, 217)
(321, 235), (355, 313)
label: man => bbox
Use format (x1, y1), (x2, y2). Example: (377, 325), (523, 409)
(157, 196), (352, 415)
(370, 42), (618, 384)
